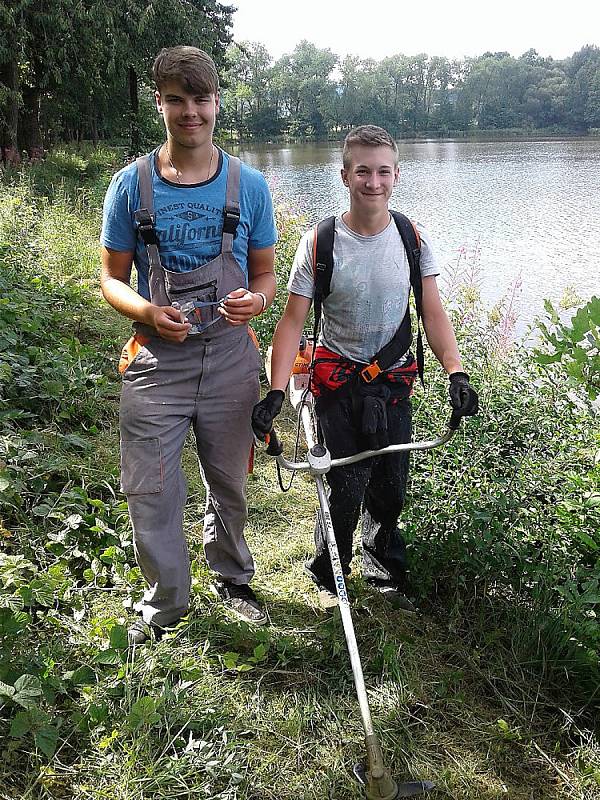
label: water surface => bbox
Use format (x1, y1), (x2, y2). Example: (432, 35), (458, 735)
(235, 139), (600, 336)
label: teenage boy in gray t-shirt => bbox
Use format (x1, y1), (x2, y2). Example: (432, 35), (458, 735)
(252, 125), (478, 609)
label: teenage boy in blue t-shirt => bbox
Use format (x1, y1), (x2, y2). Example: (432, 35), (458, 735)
(101, 46), (277, 643)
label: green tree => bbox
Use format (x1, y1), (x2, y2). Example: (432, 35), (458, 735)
(404, 54), (428, 133)
(378, 55), (410, 135)
(522, 63), (569, 128)
(333, 57), (384, 131)
(0, 2), (21, 162)
(273, 41), (337, 137)
(459, 53), (532, 129)
(336, 55), (363, 130)
(585, 67), (600, 127)
(221, 42), (280, 139)
(0, 0), (235, 158)
(565, 45), (600, 131)
(425, 56), (455, 132)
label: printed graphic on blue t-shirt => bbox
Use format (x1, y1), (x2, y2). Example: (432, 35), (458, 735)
(101, 148), (277, 299)
(155, 195), (223, 271)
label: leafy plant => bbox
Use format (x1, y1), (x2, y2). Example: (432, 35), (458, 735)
(534, 296), (600, 403)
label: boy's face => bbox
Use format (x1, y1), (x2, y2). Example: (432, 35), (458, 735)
(341, 145), (399, 214)
(155, 80), (219, 150)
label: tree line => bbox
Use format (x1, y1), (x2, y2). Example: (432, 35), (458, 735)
(221, 41), (600, 140)
(0, 0), (234, 163)
(1, 2), (599, 161)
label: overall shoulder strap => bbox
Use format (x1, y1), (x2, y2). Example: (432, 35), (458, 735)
(222, 153), (241, 254)
(391, 210), (425, 385)
(136, 154), (154, 217)
(134, 154), (168, 307)
(134, 155), (158, 244)
(134, 155), (161, 257)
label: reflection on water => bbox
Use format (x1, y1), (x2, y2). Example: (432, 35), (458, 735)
(234, 139), (600, 335)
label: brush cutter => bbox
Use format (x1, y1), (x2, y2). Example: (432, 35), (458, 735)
(260, 342), (462, 799)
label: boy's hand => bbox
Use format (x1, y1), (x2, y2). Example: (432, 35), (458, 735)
(219, 288), (263, 325)
(448, 372), (479, 417)
(252, 390), (285, 440)
(148, 305), (191, 342)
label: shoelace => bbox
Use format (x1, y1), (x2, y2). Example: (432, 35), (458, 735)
(226, 583), (258, 602)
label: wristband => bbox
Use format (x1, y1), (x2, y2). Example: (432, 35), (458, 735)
(255, 292), (267, 314)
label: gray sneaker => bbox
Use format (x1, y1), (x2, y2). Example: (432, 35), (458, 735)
(303, 565), (340, 609)
(211, 581), (268, 626)
(128, 619), (155, 645)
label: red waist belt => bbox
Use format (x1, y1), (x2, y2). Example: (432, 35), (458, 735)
(311, 345), (417, 400)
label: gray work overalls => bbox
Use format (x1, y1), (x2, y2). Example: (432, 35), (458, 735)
(119, 153), (261, 627)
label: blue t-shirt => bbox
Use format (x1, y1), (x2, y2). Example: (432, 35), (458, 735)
(101, 148), (277, 299)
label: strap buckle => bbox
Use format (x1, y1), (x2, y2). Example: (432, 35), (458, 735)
(360, 361), (382, 383)
(223, 207), (240, 235)
(134, 209), (159, 245)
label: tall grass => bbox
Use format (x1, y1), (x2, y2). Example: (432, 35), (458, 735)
(0, 149), (598, 799)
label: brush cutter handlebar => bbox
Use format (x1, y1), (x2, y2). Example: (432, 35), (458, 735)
(262, 412), (461, 474)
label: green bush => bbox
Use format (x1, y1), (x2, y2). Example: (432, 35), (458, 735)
(250, 203), (307, 353)
(0, 161), (136, 766)
(404, 293), (600, 697)
(534, 296), (600, 404)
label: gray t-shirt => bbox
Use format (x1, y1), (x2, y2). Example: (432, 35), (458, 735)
(287, 215), (440, 364)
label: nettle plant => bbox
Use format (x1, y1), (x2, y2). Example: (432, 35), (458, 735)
(535, 296), (600, 405)
(0, 186), (140, 760)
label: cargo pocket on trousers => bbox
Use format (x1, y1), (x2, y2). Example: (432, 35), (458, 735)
(120, 438), (163, 495)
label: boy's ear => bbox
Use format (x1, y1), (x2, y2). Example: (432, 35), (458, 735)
(215, 92), (220, 116)
(341, 168), (348, 186)
(155, 90), (163, 114)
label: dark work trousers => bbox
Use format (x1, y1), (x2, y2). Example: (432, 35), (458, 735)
(306, 392), (411, 593)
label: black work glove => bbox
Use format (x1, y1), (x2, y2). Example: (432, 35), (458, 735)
(448, 372), (479, 417)
(251, 389), (285, 440)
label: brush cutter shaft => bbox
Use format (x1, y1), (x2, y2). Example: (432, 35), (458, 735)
(314, 474), (376, 737)
(307, 409), (425, 796)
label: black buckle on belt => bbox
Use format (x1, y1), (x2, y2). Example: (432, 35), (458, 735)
(223, 207), (240, 236)
(134, 209), (159, 245)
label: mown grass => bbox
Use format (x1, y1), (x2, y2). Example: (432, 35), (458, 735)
(0, 148), (598, 800)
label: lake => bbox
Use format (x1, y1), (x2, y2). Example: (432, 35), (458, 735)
(234, 138), (600, 338)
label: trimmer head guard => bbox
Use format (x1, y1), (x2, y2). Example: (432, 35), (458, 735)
(353, 763), (435, 799)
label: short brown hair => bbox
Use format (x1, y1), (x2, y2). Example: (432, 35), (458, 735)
(153, 46), (219, 95)
(342, 125), (398, 169)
